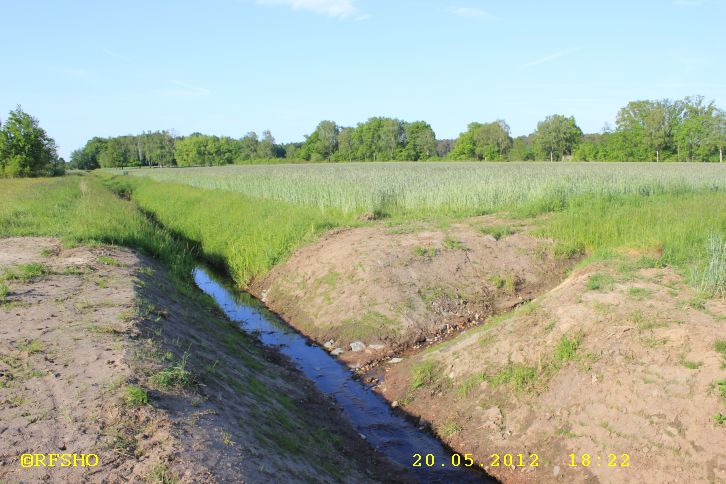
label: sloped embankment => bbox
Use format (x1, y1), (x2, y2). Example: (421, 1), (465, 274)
(0, 237), (399, 483)
(251, 217), (574, 368)
(380, 261), (726, 483)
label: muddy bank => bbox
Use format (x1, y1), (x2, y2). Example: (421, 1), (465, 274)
(0, 238), (400, 483)
(251, 217), (573, 368)
(380, 261), (726, 483)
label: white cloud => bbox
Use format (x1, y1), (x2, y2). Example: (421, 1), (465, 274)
(523, 48), (580, 68)
(256, 0), (363, 19)
(160, 80), (210, 97)
(452, 7), (496, 19)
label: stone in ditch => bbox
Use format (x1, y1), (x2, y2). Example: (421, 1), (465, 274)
(323, 340), (335, 349)
(331, 348), (344, 356)
(389, 357), (404, 364)
(368, 344), (385, 351)
(349, 341), (366, 352)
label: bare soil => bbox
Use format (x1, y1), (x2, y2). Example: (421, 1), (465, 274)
(380, 261), (726, 483)
(0, 238), (402, 483)
(251, 217), (572, 368)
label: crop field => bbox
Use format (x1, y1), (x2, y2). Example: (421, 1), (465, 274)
(123, 162), (726, 216)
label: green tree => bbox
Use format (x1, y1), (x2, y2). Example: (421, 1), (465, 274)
(533, 115), (583, 161)
(401, 121), (436, 160)
(301, 120), (339, 161)
(239, 132), (259, 161)
(707, 109), (726, 163)
(0, 106), (62, 177)
(70, 137), (107, 170)
(451, 120), (512, 160)
(616, 99), (683, 161)
(336, 127), (355, 162)
(675, 96), (716, 161)
(256, 130), (276, 159)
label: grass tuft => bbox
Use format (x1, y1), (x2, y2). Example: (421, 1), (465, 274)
(123, 385), (149, 407)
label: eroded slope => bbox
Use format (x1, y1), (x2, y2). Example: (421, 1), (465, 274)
(380, 261), (726, 483)
(0, 238), (398, 483)
(251, 217), (573, 368)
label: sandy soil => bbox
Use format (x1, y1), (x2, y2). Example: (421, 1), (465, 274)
(0, 238), (402, 483)
(251, 217), (572, 368)
(380, 261), (726, 483)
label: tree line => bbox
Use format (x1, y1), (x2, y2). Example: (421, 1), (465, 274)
(3, 96), (724, 178)
(69, 95), (724, 169)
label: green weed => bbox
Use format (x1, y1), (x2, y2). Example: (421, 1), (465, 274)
(480, 225), (515, 240)
(489, 363), (537, 392)
(443, 236), (466, 250)
(587, 273), (614, 291)
(98, 255), (123, 267)
(123, 385), (149, 407)
(627, 287), (652, 300)
(151, 355), (192, 389)
(555, 335), (580, 362)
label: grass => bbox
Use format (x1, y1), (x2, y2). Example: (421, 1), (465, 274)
(480, 224), (515, 240)
(488, 362), (538, 392)
(715, 340), (726, 362)
(443, 236), (466, 250)
(121, 162), (726, 217)
(19, 339), (43, 355)
(0, 281), (7, 304)
(490, 274), (517, 294)
(98, 255), (123, 266)
(101, 175), (348, 286)
(627, 287), (652, 300)
(554, 335), (580, 362)
(2, 263), (50, 281)
(410, 360), (449, 391)
(414, 246), (437, 257)
(95, 166), (726, 294)
(456, 373), (486, 397)
(123, 385), (149, 407)
(151, 355), (193, 390)
(587, 273), (614, 291)
(145, 464), (178, 484)
(440, 420), (464, 437)
(539, 191), (726, 282)
(0, 176), (195, 280)
(696, 234), (726, 298)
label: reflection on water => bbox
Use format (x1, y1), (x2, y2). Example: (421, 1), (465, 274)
(193, 267), (492, 483)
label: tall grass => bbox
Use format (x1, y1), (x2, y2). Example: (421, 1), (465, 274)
(121, 162), (726, 217)
(538, 191), (726, 272)
(0, 176), (194, 278)
(697, 234), (726, 298)
(103, 176), (350, 286)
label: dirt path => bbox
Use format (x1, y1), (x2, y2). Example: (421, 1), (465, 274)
(0, 237), (402, 483)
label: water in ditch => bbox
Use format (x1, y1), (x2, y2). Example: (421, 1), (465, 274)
(193, 266), (493, 483)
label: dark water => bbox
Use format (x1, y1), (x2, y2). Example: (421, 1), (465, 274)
(193, 267), (493, 483)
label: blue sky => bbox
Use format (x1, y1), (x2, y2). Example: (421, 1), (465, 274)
(2, 0), (725, 159)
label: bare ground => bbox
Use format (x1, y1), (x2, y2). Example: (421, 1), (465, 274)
(380, 261), (726, 483)
(0, 237), (401, 483)
(251, 217), (573, 368)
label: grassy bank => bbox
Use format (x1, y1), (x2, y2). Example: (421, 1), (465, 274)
(0, 175), (195, 279)
(538, 191), (726, 295)
(102, 175), (353, 286)
(99, 169), (725, 297)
